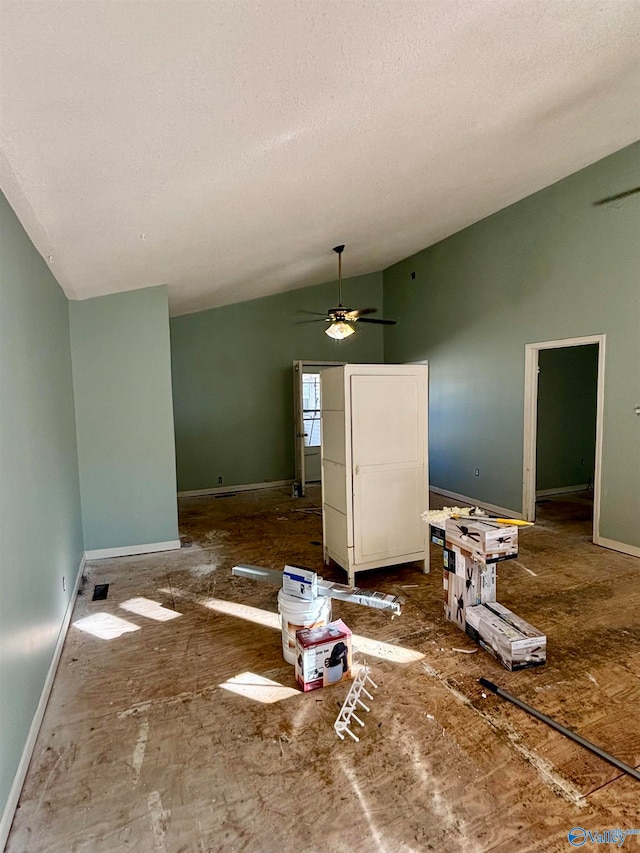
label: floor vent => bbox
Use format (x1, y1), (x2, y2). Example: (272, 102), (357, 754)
(92, 583), (109, 601)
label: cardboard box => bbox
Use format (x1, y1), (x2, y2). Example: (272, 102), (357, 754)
(282, 565), (318, 601)
(445, 519), (518, 563)
(430, 524), (446, 547)
(465, 602), (546, 670)
(445, 545), (496, 588)
(444, 553), (497, 630)
(444, 570), (467, 630)
(318, 581), (402, 616)
(443, 546), (456, 574)
(295, 619), (352, 692)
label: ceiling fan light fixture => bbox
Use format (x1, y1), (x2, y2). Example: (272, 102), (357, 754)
(325, 320), (355, 340)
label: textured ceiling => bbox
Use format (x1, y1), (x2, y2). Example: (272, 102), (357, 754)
(1, 1), (639, 316)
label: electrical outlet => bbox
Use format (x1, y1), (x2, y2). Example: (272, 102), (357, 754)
(474, 469), (480, 477)
(62, 576), (66, 592)
(218, 476), (223, 484)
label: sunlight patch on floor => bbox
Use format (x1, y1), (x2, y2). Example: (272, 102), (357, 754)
(219, 671), (299, 704)
(352, 634), (424, 664)
(159, 588), (280, 630)
(120, 597), (181, 621)
(73, 612), (140, 640)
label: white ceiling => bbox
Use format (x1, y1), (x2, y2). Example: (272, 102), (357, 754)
(1, 1), (639, 316)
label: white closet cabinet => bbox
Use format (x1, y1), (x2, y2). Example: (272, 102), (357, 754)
(320, 364), (429, 585)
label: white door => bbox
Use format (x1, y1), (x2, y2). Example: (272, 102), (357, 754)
(301, 370), (322, 483)
(351, 370), (427, 563)
(294, 360), (343, 496)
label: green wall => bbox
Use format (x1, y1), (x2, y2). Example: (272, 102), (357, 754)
(384, 142), (640, 548)
(0, 191), (84, 840)
(170, 273), (384, 491)
(70, 287), (179, 551)
(536, 345), (598, 492)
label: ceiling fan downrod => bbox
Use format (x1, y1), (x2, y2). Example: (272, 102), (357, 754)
(333, 244), (345, 307)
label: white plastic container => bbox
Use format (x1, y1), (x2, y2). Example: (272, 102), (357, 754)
(277, 589), (331, 665)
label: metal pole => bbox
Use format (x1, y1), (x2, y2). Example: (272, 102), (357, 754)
(479, 678), (640, 782)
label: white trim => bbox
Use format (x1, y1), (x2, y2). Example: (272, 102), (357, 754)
(522, 343), (539, 521)
(595, 537), (640, 559)
(522, 335), (605, 544)
(0, 552), (86, 851)
(593, 338), (606, 548)
(294, 360), (305, 495)
(84, 540), (181, 560)
(296, 360), (345, 367)
(536, 484), (590, 497)
(178, 479), (294, 498)
(429, 486), (522, 520)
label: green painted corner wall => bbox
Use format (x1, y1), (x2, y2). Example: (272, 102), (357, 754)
(0, 191), (84, 837)
(383, 141), (640, 548)
(170, 272), (384, 492)
(69, 287), (179, 551)
(536, 345), (598, 492)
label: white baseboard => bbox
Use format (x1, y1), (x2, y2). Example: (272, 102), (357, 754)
(595, 536), (640, 559)
(84, 539), (181, 560)
(536, 484), (590, 497)
(178, 479), (294, 498)
(429, 486), (523, 520)
(0, 551), (86, 851)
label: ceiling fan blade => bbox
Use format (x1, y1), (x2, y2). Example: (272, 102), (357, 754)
(299, 310), (331, 317)
(346, 307), (377, 320)
(593, 186), (640, 205)
(358, 317), (397, 326)
(294, 318), (329, 325)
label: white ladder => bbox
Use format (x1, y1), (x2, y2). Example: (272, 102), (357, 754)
(334, 665), (378, 742)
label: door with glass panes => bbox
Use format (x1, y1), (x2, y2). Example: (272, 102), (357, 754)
(293, 361), (343, 496)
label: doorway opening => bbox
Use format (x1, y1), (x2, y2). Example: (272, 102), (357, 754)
(522, 335), (605, 544)
(293, 360), (344, 497)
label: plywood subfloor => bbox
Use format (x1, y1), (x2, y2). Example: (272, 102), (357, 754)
(7, 487), (639, 852)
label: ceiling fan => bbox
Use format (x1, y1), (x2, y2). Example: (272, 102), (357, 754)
(304, 245), (398, 340)
(593, 186), (640, 205)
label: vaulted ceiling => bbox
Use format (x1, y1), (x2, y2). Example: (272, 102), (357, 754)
(1, 1), (638, 316)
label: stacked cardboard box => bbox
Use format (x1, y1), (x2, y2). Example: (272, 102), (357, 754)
(442, 546), (497, 630)
(465, 602), (546, 671)
(443, 518), (518, 630)
(437, 517), (546, 670)
(444, 518), (519, 564)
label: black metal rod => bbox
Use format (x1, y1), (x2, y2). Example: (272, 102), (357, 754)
(479, 678), (640, 782)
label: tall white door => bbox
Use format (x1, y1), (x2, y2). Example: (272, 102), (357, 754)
(351, 370), (427, 564)
(294, 360), (343, 496)
(301, 370), (322, 483)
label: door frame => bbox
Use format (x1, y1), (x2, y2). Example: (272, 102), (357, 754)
(293, 360), (344, 497)
(522, 334), (605, 544)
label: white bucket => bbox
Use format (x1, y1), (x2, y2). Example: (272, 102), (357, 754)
(277, 589), (332, 665)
